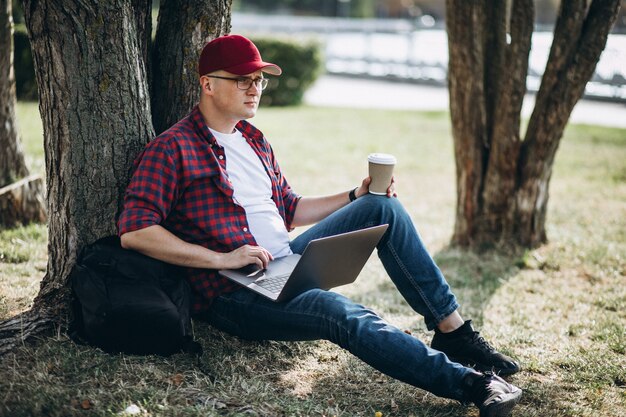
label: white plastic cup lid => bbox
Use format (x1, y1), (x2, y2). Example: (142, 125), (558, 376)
(368, 153), (397, 165)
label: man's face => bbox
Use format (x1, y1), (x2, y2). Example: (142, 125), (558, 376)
(204, 70), (264, 123)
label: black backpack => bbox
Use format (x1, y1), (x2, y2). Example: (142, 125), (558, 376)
(70, 235), (202, 356)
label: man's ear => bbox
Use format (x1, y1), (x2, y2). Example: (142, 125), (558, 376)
(199, 76), (211, 93)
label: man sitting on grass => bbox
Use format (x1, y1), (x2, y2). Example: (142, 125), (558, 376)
(118, 34), (522, 416)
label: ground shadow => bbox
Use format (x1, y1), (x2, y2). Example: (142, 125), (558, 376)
(430, 244), (526, 326)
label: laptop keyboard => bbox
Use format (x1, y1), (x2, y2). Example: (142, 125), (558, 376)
(255, 273), (291, 293)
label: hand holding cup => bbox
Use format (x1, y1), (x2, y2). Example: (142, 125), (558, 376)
(368, 153), (397, 195)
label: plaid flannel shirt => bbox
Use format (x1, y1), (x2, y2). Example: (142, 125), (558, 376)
(117, 106), (300, 313)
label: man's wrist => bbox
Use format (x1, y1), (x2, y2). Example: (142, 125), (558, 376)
(348, 187), (358, 202)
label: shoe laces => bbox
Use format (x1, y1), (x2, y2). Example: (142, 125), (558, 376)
(469, 331), (495, 353)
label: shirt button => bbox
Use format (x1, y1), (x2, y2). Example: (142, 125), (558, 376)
(243, 227), (248, 232)
(219, 155), (224, 160)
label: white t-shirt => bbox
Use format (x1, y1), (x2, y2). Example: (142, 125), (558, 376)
(210, 127), (293, 258)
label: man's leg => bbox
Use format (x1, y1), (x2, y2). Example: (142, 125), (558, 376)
(199, 288), (522, 416)
(290, 195), (458, 329)
(201, 286), (471, 401)
(290, 195), (519, 375)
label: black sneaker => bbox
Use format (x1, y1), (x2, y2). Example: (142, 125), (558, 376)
(463, 371), (522, 417)
(431, 320), (520, 376)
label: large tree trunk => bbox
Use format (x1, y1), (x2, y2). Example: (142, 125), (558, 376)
(151, 0), (232, 135)
(0, 0), (233, 354)
(0, 0), (154, 353)
(0, 0), (45, 227)
(447, 0), (620, 248)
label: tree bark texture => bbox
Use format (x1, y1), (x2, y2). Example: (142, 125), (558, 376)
(446, 0), (620, 248)
(0, 0), (29, 186)
(20, 0), (154, 326)
(151, 0), (232, 135)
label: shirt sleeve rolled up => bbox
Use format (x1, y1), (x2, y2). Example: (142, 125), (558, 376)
(117, 140), (179, 235)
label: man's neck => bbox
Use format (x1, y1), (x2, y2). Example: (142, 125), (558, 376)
(198, 100), (238, 134)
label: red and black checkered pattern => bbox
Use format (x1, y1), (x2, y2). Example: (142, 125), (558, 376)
(118, 106), (300, 313)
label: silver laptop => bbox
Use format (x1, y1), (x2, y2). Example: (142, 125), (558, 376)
(219, 224), (389, 302)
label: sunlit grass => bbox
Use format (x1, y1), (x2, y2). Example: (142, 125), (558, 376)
(15, 100), (44, 176)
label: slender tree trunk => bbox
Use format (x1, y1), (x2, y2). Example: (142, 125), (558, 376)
(0, 0), (28, 186)
(517, 0), (620, 246)
(447, 0), (620, 248)
(0, 0), (154, 353)
(0, 0), (46, 228)
(151, 0), (232, 135)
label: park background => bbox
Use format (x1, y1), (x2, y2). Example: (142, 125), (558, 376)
(1, 0), (625, 416)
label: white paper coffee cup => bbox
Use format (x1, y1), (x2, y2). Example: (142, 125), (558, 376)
(368, 153), (397, 195)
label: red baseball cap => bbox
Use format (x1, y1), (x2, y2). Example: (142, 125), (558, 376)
(198, 35), (282, 77)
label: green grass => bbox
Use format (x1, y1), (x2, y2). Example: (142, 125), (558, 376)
(0, 223), (47, 319)
(14, 100), (45, 176)
(1, 101), (625, 416)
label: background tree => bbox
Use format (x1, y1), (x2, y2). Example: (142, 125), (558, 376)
(0, 0), (231, 354)
(0, 0), (45, 228)
(446, 0), (620, 248)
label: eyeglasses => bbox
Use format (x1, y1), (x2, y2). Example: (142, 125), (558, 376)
(205, 75), (269, 91)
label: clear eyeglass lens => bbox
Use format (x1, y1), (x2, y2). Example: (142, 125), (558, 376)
(237, 78), (268, 91)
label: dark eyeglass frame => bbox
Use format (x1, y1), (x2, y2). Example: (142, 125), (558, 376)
(204, 75), (269, 91)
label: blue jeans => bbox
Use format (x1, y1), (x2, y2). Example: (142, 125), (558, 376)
(200, 195), (472, 400)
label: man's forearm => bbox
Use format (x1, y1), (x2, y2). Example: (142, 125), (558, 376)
(120, 224), (224, 269)
(291, 191), (352, 227)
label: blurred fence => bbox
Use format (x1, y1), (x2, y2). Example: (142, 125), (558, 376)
(232, 13), (626, 102)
